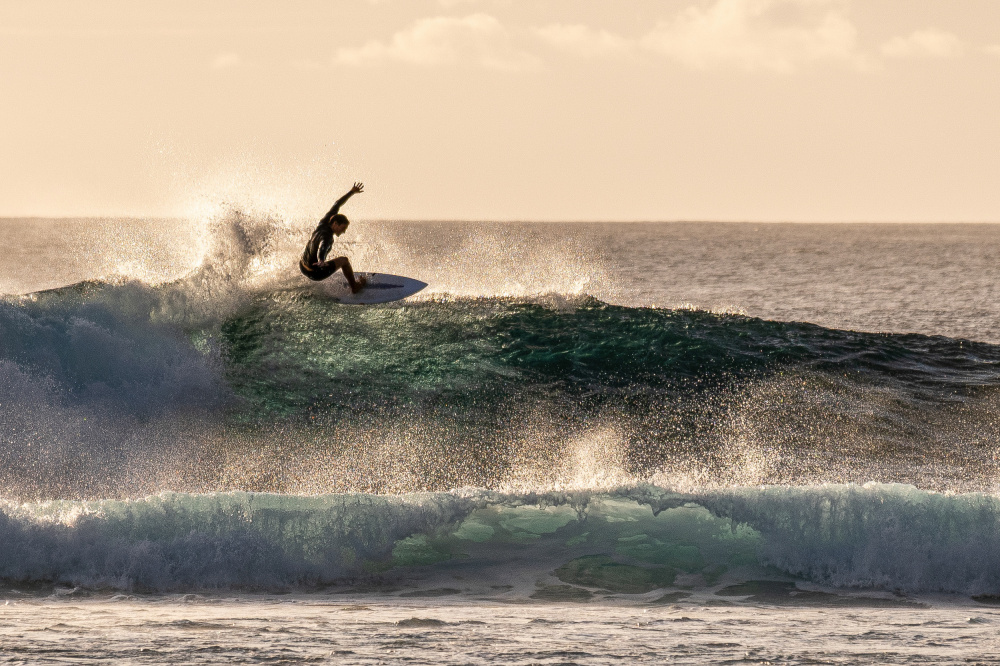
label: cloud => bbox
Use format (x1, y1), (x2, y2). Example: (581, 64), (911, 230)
(335, 13), (539, 70)
(211, 53), (241, 69)
(336, 2), (971, 74)
(533, 24), (635, 60)
(881, 29), (964, 59)
(638, 0), (864, 72)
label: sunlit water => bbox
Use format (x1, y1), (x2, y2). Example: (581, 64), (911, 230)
(6, 596), (1000, 665)
(3, 218), (1000, 663)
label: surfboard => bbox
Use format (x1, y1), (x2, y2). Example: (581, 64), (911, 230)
(319, 272), (427, 305)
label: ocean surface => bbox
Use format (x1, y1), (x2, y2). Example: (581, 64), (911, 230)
(3, 216), (1000, 663)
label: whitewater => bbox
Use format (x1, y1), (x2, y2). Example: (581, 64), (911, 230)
(4, 215), (1000, 663)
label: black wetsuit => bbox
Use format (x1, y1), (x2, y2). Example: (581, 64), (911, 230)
(300, 188), (358, 281)
(299, 222), (339, 281)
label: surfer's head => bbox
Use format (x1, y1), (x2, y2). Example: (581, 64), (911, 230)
(330, 214), (349, 235)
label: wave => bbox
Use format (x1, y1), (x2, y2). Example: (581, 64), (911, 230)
(4, 209), (1000, 499)
(11, 279), (1000, 419)
(2, 484), (999, 597)
(5, 214), (1000, 599)
(5, 273), (1000, 497)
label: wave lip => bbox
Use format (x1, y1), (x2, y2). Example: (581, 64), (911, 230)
(699, 483), (1000, 596)
(1, 484), (999, 597)
(0, 491), (481, 592)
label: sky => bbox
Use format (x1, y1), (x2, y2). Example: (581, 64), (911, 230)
(2, 0), (999, 222)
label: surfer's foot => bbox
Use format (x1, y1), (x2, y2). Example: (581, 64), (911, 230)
(351, 276), (367, 293)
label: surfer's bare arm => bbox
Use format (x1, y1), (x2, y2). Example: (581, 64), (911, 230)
(322, 182), (364, 222)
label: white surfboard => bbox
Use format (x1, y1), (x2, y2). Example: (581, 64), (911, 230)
(320, 272), (427, 305)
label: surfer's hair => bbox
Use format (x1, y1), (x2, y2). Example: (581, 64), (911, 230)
(331, 214), (349, 227)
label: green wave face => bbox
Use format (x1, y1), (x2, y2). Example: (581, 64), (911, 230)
(221, 293), (1000, 416)
(221, 295), (770, 415)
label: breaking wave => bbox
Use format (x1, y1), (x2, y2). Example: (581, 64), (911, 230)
(3, 484), (1000, 596)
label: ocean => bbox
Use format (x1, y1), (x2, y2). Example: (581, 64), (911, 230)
(3, 215), (1000, 663)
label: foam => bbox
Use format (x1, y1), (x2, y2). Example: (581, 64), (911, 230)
(696, 483), (1000, 595)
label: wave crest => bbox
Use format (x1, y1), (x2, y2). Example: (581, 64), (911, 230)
(3, 484), (1000, 597)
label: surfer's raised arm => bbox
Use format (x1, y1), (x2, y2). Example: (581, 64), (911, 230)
(321, 182), (364, 224)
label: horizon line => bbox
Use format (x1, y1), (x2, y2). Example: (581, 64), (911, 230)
(2, 216), (1000, 225)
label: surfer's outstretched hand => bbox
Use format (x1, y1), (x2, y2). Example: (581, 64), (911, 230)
(351, 182), (364, 194)
(352, 275), (367, 294)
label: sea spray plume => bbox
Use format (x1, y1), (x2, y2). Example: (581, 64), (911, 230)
(500, 423), (635, 492)
(174, 394), (635, 496)
(4, 283), (220, 413)
(152, 205), (299, 327)
(0, 207), (305, 497)
(0, 285), (227, 499)
(673, 370), (1000, 491)
(345, 222), (612, 300)
(192, 417), (492, 495)
(428, 227), (590, 298)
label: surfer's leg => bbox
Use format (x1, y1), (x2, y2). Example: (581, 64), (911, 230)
(332, 257), (366, 293)
(300, 261), (337, 281)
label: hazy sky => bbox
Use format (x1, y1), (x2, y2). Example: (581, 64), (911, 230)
(2, 0), (999, 221)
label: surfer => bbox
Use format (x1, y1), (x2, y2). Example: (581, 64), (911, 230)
(299, 181), (367, 292)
